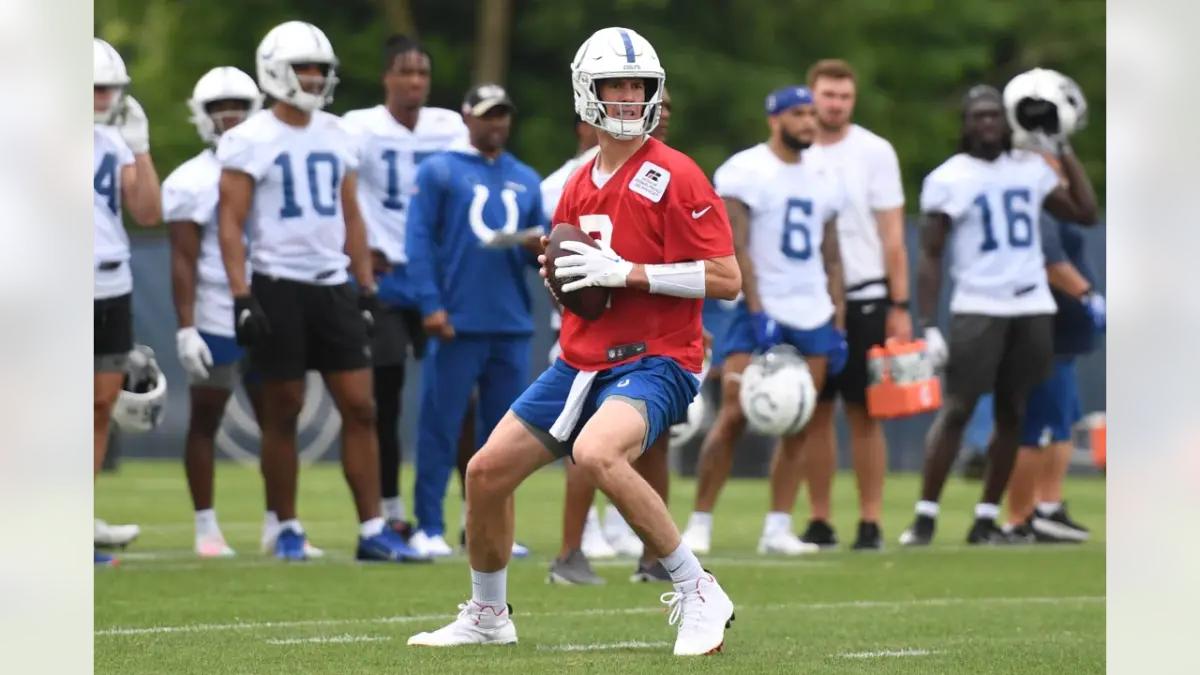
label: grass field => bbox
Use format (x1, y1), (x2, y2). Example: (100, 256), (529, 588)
(95, 460), (1105, 673)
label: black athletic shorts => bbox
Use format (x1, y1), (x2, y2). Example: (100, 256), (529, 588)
(944, 313), (1054, 402)
(820, 298), (887, 405)
(248, 273), (371, 380)
(94, 293), (133, 372)
(371, 305), (427, 367)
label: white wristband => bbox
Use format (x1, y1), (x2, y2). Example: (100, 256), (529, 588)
(644, 261), (706, 299)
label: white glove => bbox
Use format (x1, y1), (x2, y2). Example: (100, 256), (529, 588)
(924, 326), (949, 371)
(554, 240), (633, 293)
(176, 326), (213, 379)
(114, 95), (150, 154)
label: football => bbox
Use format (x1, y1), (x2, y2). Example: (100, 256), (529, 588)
(544, 224), (611, 321)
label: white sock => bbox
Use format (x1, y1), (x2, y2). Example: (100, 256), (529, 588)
(359, 516), (385, 538)
(195, 509), (219, 538)
(280, 518), (304, 535)
(916, 500), (940, 518)
(660, 541), (704, 584)
(471, 567), (508, 607)
(975, 502), (1000, 520)
(1036, 501), (1061, 517)
(687, 511), (713, 531)
(763, 511), (792, 536)
(264, 511), (279, 529)
(381, 497), (406, 522)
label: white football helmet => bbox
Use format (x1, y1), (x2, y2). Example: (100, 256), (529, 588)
(188, 67), (263, 145)
(1003, 68), (1088, 148)
(111, 345), (168, 433)
(255, 21), (339, 112)
(669, 394), (707, 450)
(94, 38), (131, 124)
(739, 345), (817, 437)
(570, 27), (665, 140)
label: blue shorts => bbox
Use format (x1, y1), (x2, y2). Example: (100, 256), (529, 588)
(1021, 357), (1081, 446)
(511, 356), (700, 458)
(718, 302), (842, 362)
(199, 332), (259, 387)
(702, 299), (739, 368)
(200, 332), (245, 367)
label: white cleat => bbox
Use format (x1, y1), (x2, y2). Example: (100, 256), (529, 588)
(409, 530), (455, 558)
(95, 519), (140, 548)
(756, 530), (819, 556)
(681, 522), (712, 556)
(603, 505), (644, 558)
(581, 519), (618, 560)
(194, 533), (236, 559)
(407, 601), (517, 647)
(260, 521), (324, 558)
(661, 572), (735, 656)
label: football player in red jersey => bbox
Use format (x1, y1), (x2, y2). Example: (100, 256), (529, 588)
(408, 28), (740, 656)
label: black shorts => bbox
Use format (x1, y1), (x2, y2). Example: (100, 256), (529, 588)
(820, 299), (887, 405)
(249, 274), (371, 380)
(944, 313), (1054, 402)
(371, 305), (427, 367)
(95, 293), (133, 372)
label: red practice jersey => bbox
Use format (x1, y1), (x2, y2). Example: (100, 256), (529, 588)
(553, 137), (734, 372)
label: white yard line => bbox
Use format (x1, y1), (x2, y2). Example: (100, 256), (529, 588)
(96, 595), (1103, 637)
(537, 640), (671, 652)
(266, 634), (390, 645)
(839, 648), (937, 658)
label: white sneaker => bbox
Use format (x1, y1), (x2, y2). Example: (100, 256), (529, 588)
(410, 530), (455, 558)
(756, 530), (819, 556)
(581, 514), (617, 560)
(260, 521), (324, 558)
(603, 507), (644, 557)
(194, 533), (236, 559)
(661, 572), (735, 656)
(407, 601), (517, 646)
(681, 521), (712, 556)
(95, 519), (140, 548)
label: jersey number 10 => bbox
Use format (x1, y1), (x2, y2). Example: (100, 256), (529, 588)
(274, 152), (341, 218)
(974, 188), (1034, 252)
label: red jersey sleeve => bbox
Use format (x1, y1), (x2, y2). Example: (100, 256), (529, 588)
(662, 156), (735, 263)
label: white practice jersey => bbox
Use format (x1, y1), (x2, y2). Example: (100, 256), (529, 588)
(162, 148), (250, 337)
(541, 146), (599, 221)
(216, 109), (359, 284)
(805, 124), (904, 300)
(342, 105), (467, 265)
(93, 125), (136, 299)
(714, 143), (845, 330)
(920, 150), (1060, 316)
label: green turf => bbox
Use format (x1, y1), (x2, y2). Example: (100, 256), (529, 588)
(95, 460), (1105, 673)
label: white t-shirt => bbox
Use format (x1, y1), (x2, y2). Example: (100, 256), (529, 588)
(341, 105), (467, 264)
(541, 145), (599, 221)
(714, 143), (844, 330)
(93, 125), (136, 299)
(805, 124), (904, 300)
(920, 150), (1060, 316)
(216, 109), (360, 285)
(162, 148), (249, 337)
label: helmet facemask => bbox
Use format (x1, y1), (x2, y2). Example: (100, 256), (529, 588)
(578, 75), (663, 140)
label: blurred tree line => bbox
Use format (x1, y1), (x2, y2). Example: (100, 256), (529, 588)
(96, 0), (1104, 215)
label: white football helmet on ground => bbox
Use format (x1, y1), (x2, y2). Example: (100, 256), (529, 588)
(112, 345), (168, 433)
(669, 394), (707, 450)
(255, 21), (339, 112)
(570, 27), (665, 140)
(1003, 67), (1088, 149)
(94, 38), (130, 124)
(188, 67), (263, 145)
(739, 345), (817, 437)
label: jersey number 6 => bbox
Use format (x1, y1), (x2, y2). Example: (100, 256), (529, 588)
(780, 198), (814, 260)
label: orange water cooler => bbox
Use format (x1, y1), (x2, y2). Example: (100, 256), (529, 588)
(865, 339), (943, 419)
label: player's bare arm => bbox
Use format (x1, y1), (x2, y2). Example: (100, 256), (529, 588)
(916, 212), (951, 329)
(821, 217), (846, 331)
(1046, 260), (1093, 298)
(217, 168), (254, 297)
(340, 172), (376, 290)
(726, 198), (762, 311)
(120, 158), (161, 226)
(875, 205), (912, 340)
(168, 220), (202, 328)
(1043, 146), (1098, 225)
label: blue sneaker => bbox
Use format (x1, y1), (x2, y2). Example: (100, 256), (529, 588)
(94, 549), (116, 566)
(275, 527), (308, 561)
(357, 528), (432, 563)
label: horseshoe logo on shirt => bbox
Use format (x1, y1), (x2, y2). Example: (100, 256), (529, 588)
(468, 184), (519, 245)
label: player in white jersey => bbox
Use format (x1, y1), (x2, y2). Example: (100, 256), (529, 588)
(900, 85), (1097, 545)
(342, 35), (469, 538)
(92, 38), (162, 565)
(216, 21), (423, 563)
(787, 60), (910, 550)
(680, 86), (846, 557)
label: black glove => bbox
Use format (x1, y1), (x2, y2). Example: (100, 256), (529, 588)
(359, 290), (380, 338)
(233, 295), (270, 347)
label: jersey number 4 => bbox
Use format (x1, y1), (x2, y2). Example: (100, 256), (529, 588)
(780, 198), (814, 260)
(974, 188), (1033, 252)
(274, 152), (341, 218)
(94, 152), (118, 215)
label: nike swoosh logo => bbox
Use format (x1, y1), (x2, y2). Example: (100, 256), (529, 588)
(617, 379), (630, 388)
(691, 206), (712, 219)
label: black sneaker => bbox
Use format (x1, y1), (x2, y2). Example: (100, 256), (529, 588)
(1003, 519), (1036, 544)
(966, 517), (1022, 545)
(799, 519), (838, 548)
(1031, 503), (1089, 542)
(629, 560), (672, 583)
(898, 515), (936, 546)
(851, 521), (883, 550)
